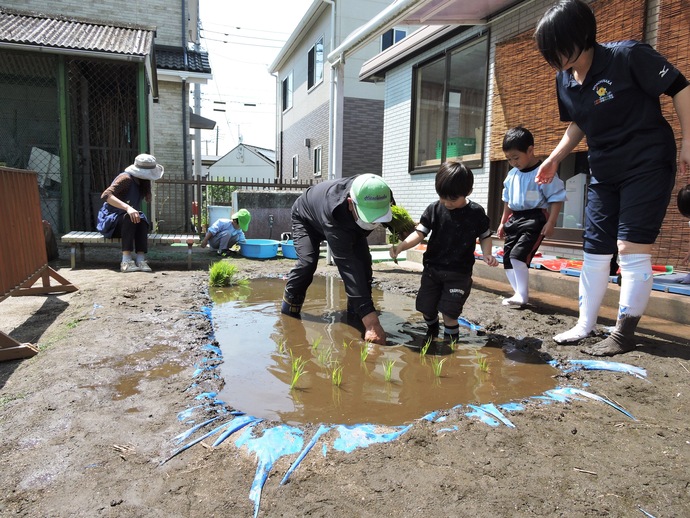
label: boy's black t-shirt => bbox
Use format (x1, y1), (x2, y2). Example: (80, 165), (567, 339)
(418, 200), (491, 274)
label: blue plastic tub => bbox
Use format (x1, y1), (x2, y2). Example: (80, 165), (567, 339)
(239, 239), (279, 259)
(280, 240), (298, 259)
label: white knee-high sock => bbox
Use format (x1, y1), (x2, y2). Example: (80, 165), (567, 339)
(511, 259), (529, 303)
(577, 252), (613, 330)
(618, 254), (653, 318)
(553, 252), (613, 343)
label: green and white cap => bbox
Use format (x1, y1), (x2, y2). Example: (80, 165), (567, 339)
(350, 174), (392, 223)
(231, 208), (251, 232)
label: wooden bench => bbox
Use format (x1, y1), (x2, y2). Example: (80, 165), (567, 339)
(61, 231), (200, 270)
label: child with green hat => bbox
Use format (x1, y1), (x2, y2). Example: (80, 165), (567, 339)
(200, 208), (251, 255)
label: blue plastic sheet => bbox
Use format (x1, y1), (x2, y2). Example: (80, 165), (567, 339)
(332, 424), (413, 453)
(235, 425), (304, 518)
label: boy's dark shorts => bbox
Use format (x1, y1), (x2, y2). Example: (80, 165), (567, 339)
(503, 209), (546, 269)
(584, 168), (675, 254)
(416, 268), (473, 320)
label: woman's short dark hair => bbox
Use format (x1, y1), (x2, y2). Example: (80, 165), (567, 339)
(503, 126), (534, 153)
(435, 161), (474, 198)
(535, 0), (597, 69)
(678, 185), (690, 218)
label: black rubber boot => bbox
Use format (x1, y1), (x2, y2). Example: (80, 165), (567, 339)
(582, 315), (639, 356)
(281, 292), (303, 319)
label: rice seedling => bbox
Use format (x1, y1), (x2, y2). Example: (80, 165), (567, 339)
(430, 357), (447, 377)
(360, 344), (370, 363)
(311, 335), (322, 352)
(475, 351), (490, 373)
(208, 261), (248, 287)
(447, 336), (458, 351)
(331, 363), (343, 387)
(289, 354), (308, 390)
(276, 339), (286, 354)
(317, 346), (333, 367)
(342, 339), (352, 349)
(382, 359), (396, 382)
(420, 337), (432, 357)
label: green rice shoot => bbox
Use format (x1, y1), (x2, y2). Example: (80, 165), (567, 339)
(208, 261), (248, 287)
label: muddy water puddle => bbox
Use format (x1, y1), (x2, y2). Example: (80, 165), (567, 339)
(212, 277), (557, 426)
(79, 344), (185, 402)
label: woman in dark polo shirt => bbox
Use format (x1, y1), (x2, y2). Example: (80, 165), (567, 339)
(534, 0), (690, 355)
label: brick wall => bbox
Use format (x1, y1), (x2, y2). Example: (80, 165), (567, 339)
(151, 81), (192, 232)
(655, 0), (690, 267)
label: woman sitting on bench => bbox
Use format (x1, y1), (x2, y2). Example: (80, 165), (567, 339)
(96, 154), (164, 273)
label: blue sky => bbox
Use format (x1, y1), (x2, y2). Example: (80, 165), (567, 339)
(196, 0), (313, 156)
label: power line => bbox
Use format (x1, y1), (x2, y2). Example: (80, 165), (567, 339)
(201, 35), (283, 49)
(201, 28), (287, 43)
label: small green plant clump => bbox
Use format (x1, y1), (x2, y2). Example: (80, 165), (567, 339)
(208, 261), (248, 287)
(430, 356), (447, 377)
(382, 359), (396, 382)
(289, 352), (308, 390)
(317, 346), (332, 367)
(420, 337), (432, 357)
(360, 344), (370, 363)
(475, 351), (490, 373)
(331, 363), (343, 387)
(387, 205), (416, 244)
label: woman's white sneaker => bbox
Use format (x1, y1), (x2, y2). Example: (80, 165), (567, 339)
(137, 260), (153, 272)
(120, 260), (140, 273)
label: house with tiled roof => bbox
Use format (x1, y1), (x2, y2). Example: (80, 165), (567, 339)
(0, 1), (212, 233)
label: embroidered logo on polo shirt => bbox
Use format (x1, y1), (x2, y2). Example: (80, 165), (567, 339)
(592, 79), (614, 105)
(659, 66), (669, 78)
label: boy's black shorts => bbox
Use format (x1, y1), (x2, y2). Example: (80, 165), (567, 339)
(416, 268), (473, 320)
(503, 209), (546, 269)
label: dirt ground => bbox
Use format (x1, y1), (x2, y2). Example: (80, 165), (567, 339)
(1, 243), (689, 517)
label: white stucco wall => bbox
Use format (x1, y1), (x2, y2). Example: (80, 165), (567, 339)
(208, 146), (275, 183)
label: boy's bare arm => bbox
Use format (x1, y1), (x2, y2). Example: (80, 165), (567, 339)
(496, 202), (512, 239)
(542, 201), (563, 237)
(390, 230), (425, 260)
(479, 236), (499, 267)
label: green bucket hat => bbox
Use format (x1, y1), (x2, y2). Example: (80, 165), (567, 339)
(231, 209), (251, 232)
(350, 174), (392, 223)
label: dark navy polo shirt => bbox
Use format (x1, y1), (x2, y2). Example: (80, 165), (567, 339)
(556, 41), (679, 182)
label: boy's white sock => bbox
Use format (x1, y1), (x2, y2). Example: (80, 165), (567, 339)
(136, 253), (146, 264)
(511, 259), (529, 303)
(618, 254), (653, 317)
(554, 252), (612, 343)
(122, 253), (133, 263)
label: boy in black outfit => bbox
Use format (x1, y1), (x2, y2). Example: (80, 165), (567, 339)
(390, 161), (499, 341)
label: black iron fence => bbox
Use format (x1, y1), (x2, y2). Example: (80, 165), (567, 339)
(154, 176), (321, 234)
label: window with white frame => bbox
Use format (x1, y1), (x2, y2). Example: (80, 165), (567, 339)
(282, 72), (293, 112)
(308, 36), (324, 90)
(292, 155), (299, 180)
(412, 35), (488, 171)
(313, 146), (322, 177)
(381, 28), (407, 51)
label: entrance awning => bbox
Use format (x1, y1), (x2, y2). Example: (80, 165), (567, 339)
(189, 108), (216, 130)
(327, 0), (524, 64)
